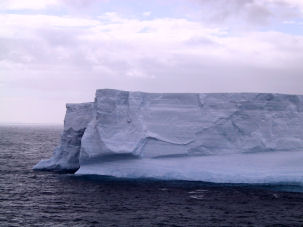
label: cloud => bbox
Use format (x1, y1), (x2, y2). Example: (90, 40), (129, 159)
(0, 14), (99, 30)
(1, 12), (302, 82)
(142, 11), (152, 17)
(0, 0), (59, 10)
(186, 0), (303, 27)
(0, 0), (106, 11)
(272, 0), (303, 12)
(1, 3), (303, 123)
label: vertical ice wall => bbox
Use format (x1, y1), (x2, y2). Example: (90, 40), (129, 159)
(33, 102), (93, 172)
(79, 90), (303, 165)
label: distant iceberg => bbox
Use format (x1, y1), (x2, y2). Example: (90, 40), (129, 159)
(34, 89), (303, 183)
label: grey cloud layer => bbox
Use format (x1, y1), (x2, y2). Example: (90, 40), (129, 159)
(1, 0), (303, 123)
(189, 0), (302, 26)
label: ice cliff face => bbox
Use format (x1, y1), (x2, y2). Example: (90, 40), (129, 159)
(33, 103), (93, 172)
(34, 89), (303, 183)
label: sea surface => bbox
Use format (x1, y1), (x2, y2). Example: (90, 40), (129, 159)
(1, 125), (303, 226)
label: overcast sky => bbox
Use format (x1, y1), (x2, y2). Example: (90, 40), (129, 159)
(1, 0), (303, 124)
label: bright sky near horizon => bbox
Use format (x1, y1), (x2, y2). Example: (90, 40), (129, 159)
(1, 0), (303, 123)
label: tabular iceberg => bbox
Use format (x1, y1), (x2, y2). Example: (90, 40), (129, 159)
(34, 89), (303, 183)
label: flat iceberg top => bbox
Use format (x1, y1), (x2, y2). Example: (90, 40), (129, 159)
(34, 89), (303, 184)
(96, 88), (300, 96)
(64, 102), (94, 131)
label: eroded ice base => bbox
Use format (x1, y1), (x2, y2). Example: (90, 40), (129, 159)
(76, 151), (303, 184)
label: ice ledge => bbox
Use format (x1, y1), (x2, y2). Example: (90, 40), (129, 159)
(75, 151), (303, 184)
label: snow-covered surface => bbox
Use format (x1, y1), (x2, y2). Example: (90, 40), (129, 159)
(34, 89), (303, 183)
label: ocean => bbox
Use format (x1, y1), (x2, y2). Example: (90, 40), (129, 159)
(1, 125), (303, 226)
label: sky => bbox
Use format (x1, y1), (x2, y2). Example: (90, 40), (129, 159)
(1, 0), (303, 124)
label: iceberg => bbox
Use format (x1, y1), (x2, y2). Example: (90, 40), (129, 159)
(34, 89), (303, 183)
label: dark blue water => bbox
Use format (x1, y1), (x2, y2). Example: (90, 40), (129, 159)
(1, 125), (303, 226)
